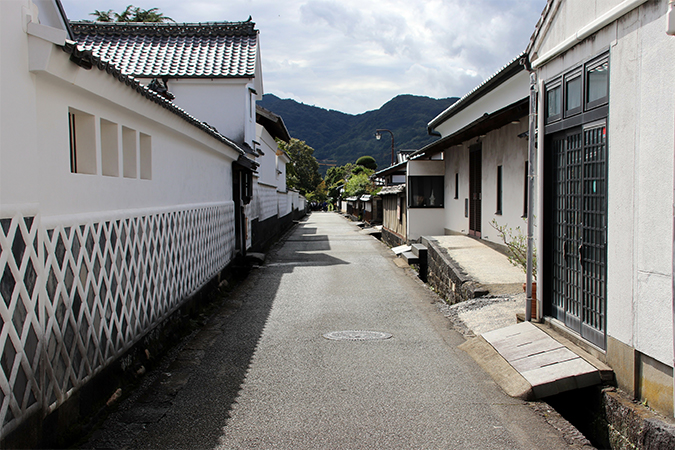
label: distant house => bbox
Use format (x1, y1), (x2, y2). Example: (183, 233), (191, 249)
(527, 0), (675, 417)
(374, 151), (445, 244)
(252, 106), (299, 251)
(377, 183), (407, 247)
(411, 55), (529, 248)
(0, 0), (302, 444)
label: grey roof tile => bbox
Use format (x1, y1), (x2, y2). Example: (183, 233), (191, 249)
(70, 21), (258, 78)
(60, 40), (254, 164)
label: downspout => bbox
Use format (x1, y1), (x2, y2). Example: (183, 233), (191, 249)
(524, 62), (538, 322)
(537, 77), (545, 321)
(669, 0), (675, 419)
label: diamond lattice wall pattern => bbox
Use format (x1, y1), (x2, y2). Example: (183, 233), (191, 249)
(0, 202), (235, 438)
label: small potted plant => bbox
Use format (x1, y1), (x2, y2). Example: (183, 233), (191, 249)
(490, 218), (537, 318)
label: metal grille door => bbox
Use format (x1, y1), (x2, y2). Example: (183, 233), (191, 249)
(550, 123), (607, 349)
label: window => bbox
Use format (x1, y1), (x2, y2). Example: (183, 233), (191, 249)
(140, 133), (152, 180)
(100, 119), (119, 177)
(545, 52), (609, 129)
(68, 108), (97, 174)
(454, 173), (459, 199)
(123, 126), (137, 178)
(545, 82), (562, 123)
(586, 57), (609, 109)
(409, 176), (444, 208)
(564, 71), (582, 117)
(496, 166), (503, 215)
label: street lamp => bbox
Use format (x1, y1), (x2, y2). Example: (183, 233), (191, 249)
(375, 129), (395, 166)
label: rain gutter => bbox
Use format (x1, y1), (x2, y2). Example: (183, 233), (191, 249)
(530, 0), (649, 69)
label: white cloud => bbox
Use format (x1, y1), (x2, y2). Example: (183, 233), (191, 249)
(61, 0), (547, 114)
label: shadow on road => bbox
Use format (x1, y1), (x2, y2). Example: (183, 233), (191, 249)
(80, 215), (349, 449)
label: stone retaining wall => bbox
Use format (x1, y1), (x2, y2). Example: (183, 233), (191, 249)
(422, 237), (488, 305)
(381, 228), (405, 248)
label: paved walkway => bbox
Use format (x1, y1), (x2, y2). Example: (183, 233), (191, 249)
(83, 213), (584, 449)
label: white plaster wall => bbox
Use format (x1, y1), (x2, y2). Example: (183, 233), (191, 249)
(444, 145), (470, 234)
(277, 153), (288, 192)
(0, 0), (42, 210)
(479, 120), (529, 247)
(535, 0), (629, 60)
(433, 71), (529, 138)
(36, 77), (235, 217)
(258, 183), (278, 221)
(619, 1), (674, 365)
(441, 120), (528, 247)
(408, 208), (445, 241)
(2, 33), (239, 222)
(278, 191), (291, 216)
(408, 160), (445, 176)
(256, 124), (278, 187)
(169, 79), (251, 146)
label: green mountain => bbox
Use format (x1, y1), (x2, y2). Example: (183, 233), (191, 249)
(258, 94), (459, 173)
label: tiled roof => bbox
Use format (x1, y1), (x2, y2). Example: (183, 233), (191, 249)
(61, 40), (253, 162)
(378, 184), (405, 196)
(70, 21), (258, 78)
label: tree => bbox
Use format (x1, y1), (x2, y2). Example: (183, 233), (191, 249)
(90, 5), (174, 22)
(343, 171), (375, 198)
(91, 9), (114, 21)
(279, 138), (321, 195)
(355, 155), (377, 171)
(306, 180), (328, 204)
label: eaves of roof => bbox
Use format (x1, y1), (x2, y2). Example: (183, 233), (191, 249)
(374, 160), (408, 177)
(378, 184), (405, 196)
(427, 52), (526, 133)
(54, 0), (75, 40)
(256, 105), (291, 142)
(61, 40), (253, 163)
(525, 0), (559, 58)
(413, 98), (529, 159)
(70, 20), (258, 79)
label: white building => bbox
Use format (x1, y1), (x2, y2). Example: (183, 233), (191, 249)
(0, 0), (301, 443)
(375, 153), (445, 244)
(527, 0), (675, 417)
(70, 19), (305, 256)
(251, 106), (298, 251)
(414, 56), (530, 248)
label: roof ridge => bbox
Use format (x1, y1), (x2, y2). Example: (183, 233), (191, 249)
(70, 20), (257, 37)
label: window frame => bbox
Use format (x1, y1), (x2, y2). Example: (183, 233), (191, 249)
(585, 55), (609, 110)
(495, 165), (503, 215)
(454, 173), (459, 199)
(408, 176), (444, 209)
(563, 68), (583, 118)
(545, 79), (562, 124)
(543, 51), (610, 134)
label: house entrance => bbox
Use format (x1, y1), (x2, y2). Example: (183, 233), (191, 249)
(546, 122), (607, 349)
(469, 144), (482, 237)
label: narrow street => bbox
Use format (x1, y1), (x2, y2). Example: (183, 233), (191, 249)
(84, 212), (583, 449)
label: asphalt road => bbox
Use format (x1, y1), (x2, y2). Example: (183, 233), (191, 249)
(83, 212), (582, 449)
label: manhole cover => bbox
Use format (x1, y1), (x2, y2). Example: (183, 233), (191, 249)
(323, 330), (393, 341)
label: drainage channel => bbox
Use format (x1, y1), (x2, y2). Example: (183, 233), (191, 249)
(543, 386), (611, 449)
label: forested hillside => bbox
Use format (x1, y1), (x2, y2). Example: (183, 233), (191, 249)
(258, 94), (459, 172)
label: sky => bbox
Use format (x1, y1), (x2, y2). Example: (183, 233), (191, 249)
(60, 0), (548, 115)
